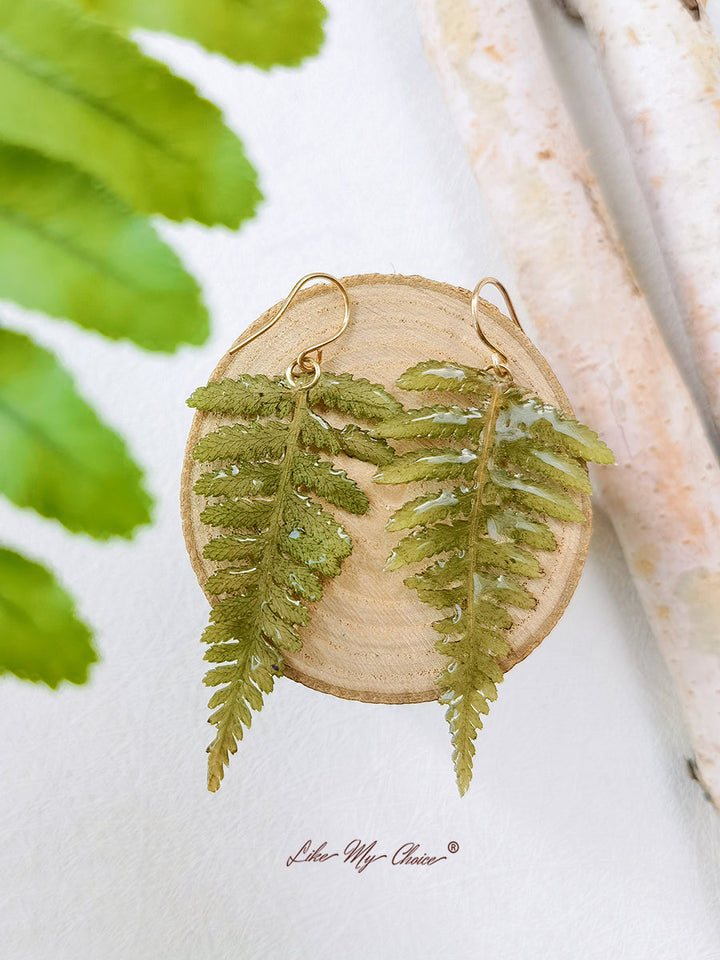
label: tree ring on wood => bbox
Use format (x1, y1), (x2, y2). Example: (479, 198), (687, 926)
(180, 274), (592, 704)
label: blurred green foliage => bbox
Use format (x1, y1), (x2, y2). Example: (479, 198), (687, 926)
(0, 329), (152, 535)
(0, 0), (326, 687)
(72, 0), (327, 69)
(0, 548), (96, 687)
(0, 143), (209, 348)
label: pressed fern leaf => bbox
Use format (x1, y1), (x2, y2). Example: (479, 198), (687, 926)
(188, 370), (401, 791)
(373, 360), (614, 796)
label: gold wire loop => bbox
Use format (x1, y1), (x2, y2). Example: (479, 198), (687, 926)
(471, 277), (524, 377)
(286, 358), (321, 390)
(227, 273), (350, 388)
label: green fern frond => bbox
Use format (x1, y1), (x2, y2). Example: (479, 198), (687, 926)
(374, 360), (613, 796)
(189, 370), (401, 791)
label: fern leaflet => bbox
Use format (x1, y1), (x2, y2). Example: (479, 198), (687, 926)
(189, 370), (400, 791)
(373, 360), (614, 795)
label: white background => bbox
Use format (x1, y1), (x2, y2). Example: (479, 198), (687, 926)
(2, 1), (720, 957)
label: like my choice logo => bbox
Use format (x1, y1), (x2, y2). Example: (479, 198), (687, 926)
(286, 839), (459, 874)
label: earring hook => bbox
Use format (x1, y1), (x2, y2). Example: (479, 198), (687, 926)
(228, 273), (350, 387)
(471, 277), (524, 376)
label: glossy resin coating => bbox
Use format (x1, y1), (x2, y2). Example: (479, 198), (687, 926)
(374, 360), (613, 793)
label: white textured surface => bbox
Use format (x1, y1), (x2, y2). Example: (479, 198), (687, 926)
(1, 1), (720, 957)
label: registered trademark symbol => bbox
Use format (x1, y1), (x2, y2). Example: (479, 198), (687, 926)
(447, 841), (459, 854)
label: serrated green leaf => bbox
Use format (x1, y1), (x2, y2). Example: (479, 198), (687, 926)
(291, 452), (369, 514)
(262, 585), (309, 627)
(471, 572), (536, 610)
(258, 605), (303, 651)
(379, 361), (613, 795)
(72, 0), (327, 69)
(192, 369), (398, 790)
(375, 447), (477, 484)
(0, 142), (208, 350)
(407, 567), (536, 611)
(387, 520), (468, 571)
(280, 492), (352, 577)
(436, 635), (506, 682)
(203, 641), (245, 663)
(204, 564), (260, 596)
(436, 652), (500, 797)
(484, 506), (556, 551)
(202, 632), (283, 792)
(271, 556), (322, 602)
(497, 395), (614, 464)
(389, 523), (542, 578)
(202, 534), (263, 563)
(387, 488), (471, 531)
(335, 423), (395, 466)
(490, 467), (585, 523)
(309, 372), (402, 421)
(297, 406), (339, 452)
(397, 360), (493, 397)
(0, 329), (151, 538)
(194, 463), (281, 499)
(433, 601), (511, 634)
(200, 497), (275, 531)
(500, 439), (592, 494)
(209, 594), (261, 624)
(187, 375), (293, 420)
(192, 420), (290, 463)
(406, 553), (467, 589)
(298, 409), (395, 465)
(0, 547), (96, 687)
(0, 0), (260, 225)
(201, 620), (244, 645)
(374, 404), (486, 441)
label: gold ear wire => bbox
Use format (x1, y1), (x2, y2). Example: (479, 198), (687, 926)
(471, 277), (524, 377)
(228, 273), (351, 388)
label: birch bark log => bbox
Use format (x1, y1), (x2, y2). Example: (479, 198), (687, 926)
(557, 0), (720, 437)
(414, 0), (720, 806)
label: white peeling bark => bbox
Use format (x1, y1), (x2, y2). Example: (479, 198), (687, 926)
(557, 0), (720, 434)
(415, 0), (720, 806)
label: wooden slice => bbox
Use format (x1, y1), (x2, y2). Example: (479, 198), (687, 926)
(181, 274), (591, 704)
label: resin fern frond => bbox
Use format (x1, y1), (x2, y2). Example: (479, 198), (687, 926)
(189, 370), (401, 791)
(373, 360), (613, 796)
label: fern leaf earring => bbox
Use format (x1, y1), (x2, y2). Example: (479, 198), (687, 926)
(373, 278), (614, 796)
(183, 274), (400, 791)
